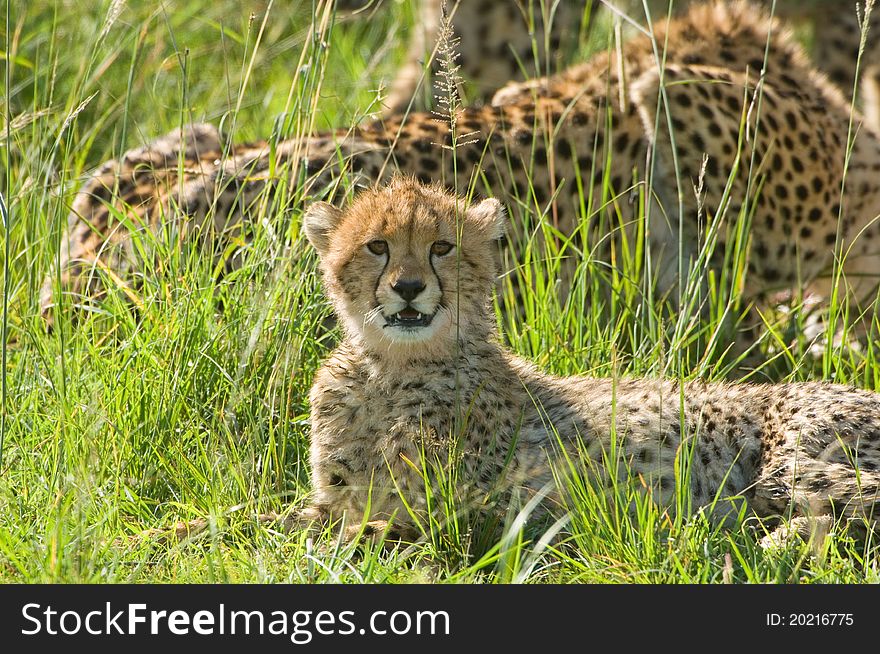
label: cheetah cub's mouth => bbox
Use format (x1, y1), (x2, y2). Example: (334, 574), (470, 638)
(385, 307), (435, 329)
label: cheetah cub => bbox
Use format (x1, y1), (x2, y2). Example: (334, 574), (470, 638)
(302, 176), (880, 543)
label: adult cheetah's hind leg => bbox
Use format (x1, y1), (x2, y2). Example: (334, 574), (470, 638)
(631, 64), (852, 368)
(633, 64), (847, 302)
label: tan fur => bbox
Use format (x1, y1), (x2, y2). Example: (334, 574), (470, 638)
(810, 0), (880, 102)
(302, 177), (880, 541)
(43, 2), (880, 333)
(863, 64), (880, 133)
(338, 0), (879, 111)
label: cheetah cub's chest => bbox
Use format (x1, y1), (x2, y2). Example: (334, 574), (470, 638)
(308, 353), (479, 523)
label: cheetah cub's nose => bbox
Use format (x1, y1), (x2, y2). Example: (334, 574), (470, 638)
(392, 279), (426, 303)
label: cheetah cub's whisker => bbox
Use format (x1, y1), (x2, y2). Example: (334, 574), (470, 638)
(300, 175), (880, 544)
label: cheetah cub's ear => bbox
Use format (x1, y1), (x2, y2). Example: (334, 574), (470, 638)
(303, 201), (344, 256)
(468, 198), (506, 241)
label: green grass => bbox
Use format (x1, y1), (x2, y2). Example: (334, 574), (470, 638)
(2, 0), (880, 583)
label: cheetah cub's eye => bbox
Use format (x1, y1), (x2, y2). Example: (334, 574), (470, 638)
(366, 240), (388, 255)
(431, 241), (455, 257)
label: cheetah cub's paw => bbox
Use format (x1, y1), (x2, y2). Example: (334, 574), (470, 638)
(758, 516), (833, 551)
(259, 508), (416, 546)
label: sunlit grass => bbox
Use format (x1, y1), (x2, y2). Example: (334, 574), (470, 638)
(2, 0), (880, 583)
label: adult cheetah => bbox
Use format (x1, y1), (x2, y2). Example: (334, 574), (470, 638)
(337, 0), (880, 112)
(300, 175), (880, 541)
(42, 2), (880, 337)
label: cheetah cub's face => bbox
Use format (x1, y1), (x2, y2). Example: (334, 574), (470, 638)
(303, 177), (505, 359)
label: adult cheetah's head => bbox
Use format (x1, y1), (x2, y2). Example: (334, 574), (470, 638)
(303, 176), (505, 359)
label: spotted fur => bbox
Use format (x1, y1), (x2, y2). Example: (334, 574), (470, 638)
(42, 2), (880, 331)
(302, 176), (880, 540)
(809, 1), (880, 102)
(338, 0), (879, 111)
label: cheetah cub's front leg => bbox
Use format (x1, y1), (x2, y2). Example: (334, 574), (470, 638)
(259, 507), (415, 545)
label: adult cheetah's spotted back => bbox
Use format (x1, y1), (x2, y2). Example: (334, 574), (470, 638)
(43, 1), (880, 347)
